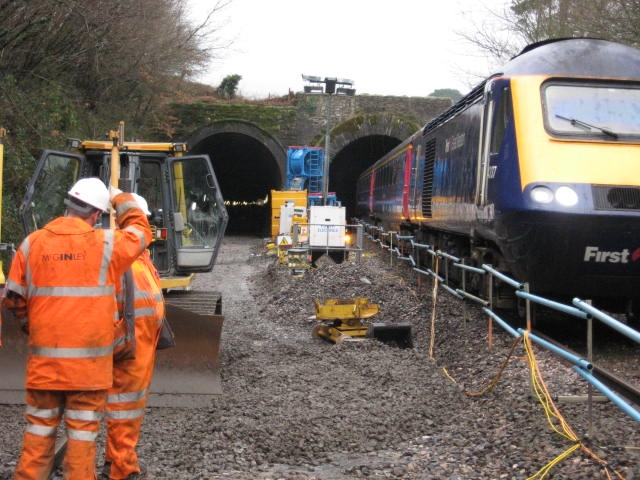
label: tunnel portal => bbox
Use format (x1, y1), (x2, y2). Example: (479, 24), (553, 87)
(189, 130), (282, 235)
(329, 134), (401, 219)
(189, 124), (403, 237)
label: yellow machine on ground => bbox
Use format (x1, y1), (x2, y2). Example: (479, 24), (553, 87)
(313, 297), (413, 348)
(0, 123), (228, 407)
(312, 298), (380, 343)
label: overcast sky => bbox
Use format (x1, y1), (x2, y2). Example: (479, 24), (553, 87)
(188, 0), (512, 99)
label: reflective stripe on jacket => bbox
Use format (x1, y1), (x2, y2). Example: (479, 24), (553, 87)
(3, 193), (151, 390)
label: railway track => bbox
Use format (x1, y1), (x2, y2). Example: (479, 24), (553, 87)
(531, 328), (640, 411)
(369, 232), (640, 424)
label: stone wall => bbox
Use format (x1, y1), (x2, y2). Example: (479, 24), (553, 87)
(169, 93), (453, 148)
(293, 93), (452, 145)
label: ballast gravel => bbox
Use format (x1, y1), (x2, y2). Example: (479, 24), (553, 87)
(0, 235), (638, 480)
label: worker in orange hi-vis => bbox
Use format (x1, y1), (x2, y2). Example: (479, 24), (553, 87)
(1, 178), (151, 480)
(102, 193), (165, 480)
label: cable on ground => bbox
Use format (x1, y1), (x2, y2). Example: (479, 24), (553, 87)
(462, 335), (521, 397)
(522, 331), (627, 480)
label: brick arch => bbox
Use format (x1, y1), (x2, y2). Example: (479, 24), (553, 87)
(328, 113), (421, 160)
(187, 120), (288, 184)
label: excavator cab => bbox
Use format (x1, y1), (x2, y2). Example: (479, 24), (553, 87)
(1, 125), (229, 407)
(20, 147), (227, 283)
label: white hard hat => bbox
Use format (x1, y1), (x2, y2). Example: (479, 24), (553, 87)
(65, 177), (110, 213)
(132, 193), (151, 215)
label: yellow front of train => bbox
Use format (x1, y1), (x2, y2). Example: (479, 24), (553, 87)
(508, 71), (640, 309)
(512, 75), (640, 198)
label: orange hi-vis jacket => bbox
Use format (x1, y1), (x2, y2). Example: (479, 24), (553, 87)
(2, 193), (151, 391)
(113, 249), (165, 360)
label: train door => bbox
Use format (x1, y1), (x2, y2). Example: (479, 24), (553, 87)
(409, 142), (422, 220)
(401, 146), (412, 219)
(476, 83), (494, 207)
(476, 79), (512, 208)
(368, 172), (375, 215)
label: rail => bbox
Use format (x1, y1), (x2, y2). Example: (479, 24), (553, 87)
(358, 221), (640, 424)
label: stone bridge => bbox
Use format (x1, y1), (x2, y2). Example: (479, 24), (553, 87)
(167, 93), (452, 234)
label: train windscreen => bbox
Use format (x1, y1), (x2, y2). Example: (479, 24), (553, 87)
(543, 81), (640, 139)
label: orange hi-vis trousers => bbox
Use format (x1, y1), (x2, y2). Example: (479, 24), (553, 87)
(105, 318), (160, 479)
(14, 389), (106, 480)
(105, 259), (162, 480)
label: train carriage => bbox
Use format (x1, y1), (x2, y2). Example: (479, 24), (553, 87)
(356, 38), (640, 314)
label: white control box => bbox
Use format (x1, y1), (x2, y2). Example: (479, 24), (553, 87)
(309, 206), (346, 247)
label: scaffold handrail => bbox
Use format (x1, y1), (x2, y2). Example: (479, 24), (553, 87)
(573, 298), (640, 345)
(358, 219), (640, 424)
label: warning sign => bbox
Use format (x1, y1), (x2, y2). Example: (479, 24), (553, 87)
(277, 235), (292, 247)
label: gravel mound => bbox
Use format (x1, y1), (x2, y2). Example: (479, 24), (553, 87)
(1, 236), (638, 480)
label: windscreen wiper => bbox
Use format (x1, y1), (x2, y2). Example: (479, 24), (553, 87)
(555, 114), (618, 139)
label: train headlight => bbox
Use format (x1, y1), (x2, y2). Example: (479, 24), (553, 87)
(555, 186), (579, 206)
(530, 186), (554, 204)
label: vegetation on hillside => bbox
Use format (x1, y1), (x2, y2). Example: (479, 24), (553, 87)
(0, 0), (231, 244)
(429, 89), (464, 103)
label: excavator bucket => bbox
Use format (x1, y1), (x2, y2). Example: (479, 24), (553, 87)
(0, 291), (224, 407)
(0, 314), (28, 405)
(149, 290), (224, 408)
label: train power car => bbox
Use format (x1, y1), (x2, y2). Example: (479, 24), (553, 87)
(356, 38), (640, 316)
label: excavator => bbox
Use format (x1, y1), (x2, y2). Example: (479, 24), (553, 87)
(0, 122), (229, 408)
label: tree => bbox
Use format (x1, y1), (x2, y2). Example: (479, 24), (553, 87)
(0, 0), (231, 133)
(510, 0), (640, 46)
(0, 0), (233, 245)
(217, 74), (242, 99)
(461, 0), (640, 65)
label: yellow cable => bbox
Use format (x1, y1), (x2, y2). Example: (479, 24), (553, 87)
(527, 443), (581, 479)
(522, 332), (627, 480)
(441, 329), (627, 479)
(442, 367), (456, 384)
(524, 332), (577, 441)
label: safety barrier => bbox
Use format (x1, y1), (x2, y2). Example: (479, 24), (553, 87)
(359, 222), (640, 423)
(359, 222), (640, 477)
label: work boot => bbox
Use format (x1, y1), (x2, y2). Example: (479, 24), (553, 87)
(101, 462), (147, 480)
(123, 464), (147, 480)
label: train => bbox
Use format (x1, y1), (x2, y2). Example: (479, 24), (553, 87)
(355, 38), (640, 316)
